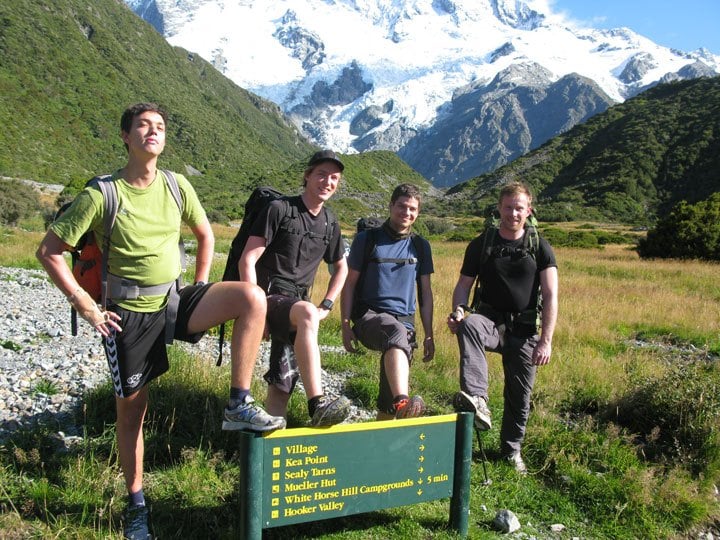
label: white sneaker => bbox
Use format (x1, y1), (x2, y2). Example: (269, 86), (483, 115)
(222, 396), (286, 432)
(504, 451), (528, 475)
(453, 391), (492, 430)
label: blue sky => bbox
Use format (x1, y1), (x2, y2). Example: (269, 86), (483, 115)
(550, 0), (720, 54)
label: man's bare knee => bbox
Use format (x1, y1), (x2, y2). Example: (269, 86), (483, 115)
(290, 301), (319, 330)
(383, 346), (409, 364)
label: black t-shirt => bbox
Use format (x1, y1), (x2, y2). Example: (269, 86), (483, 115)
(250, 196), (344, 291)
(460, 230), (556, 313)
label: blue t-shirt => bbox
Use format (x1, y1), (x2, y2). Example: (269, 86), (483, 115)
(348, 228), (433, 319)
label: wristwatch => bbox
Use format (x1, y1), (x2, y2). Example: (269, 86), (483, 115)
(319, 298), (334, 311)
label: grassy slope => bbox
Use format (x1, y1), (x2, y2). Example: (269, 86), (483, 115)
(1, 234), (720, 538)
(0, 0), (430, 224)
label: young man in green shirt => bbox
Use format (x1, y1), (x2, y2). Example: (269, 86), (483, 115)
(36, 103), (283, 539)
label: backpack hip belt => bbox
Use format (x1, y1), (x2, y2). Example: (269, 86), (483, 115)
(474, 301), (538, 334)
(106, 273), (177, 301)
(106, 273), (182, 344)
(267, 277), (309, 300)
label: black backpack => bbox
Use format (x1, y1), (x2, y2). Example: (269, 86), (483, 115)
(222, 186), (334, 282)
(356, 216), (384, 233)
(217, 186), (333, 364)
(222, 187), (285, 282)
(352, 218), (427, 320)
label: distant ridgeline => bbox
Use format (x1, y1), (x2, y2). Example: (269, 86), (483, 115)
(0, 0), (718, 226)
(443, 76), (720, 225)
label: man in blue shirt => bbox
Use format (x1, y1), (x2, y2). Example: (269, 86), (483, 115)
(341, 184), (434, 419)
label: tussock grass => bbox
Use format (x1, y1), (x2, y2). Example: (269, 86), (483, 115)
(0, 227), (44, 270)
(2, 234), (720, 537)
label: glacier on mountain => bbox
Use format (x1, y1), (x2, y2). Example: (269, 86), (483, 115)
(124, 0), (720, 185)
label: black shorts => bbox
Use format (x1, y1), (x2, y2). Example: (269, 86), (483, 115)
(266, 293), (301, 343)
(264, 294), (304, 394)
(103, 283), (211, 397)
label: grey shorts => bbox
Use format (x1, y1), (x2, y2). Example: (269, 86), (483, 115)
(352, 309), (415, 360)
(353, 309), (416, 414)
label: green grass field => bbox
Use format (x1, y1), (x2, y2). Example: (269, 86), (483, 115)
(1, 225), (720, 538)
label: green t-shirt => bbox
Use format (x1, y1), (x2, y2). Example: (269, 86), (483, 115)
(51, 170), (207, 312)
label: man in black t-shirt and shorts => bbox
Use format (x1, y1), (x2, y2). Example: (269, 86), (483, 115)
(447, 181), (558, 474)
(238, 150), (351, 426)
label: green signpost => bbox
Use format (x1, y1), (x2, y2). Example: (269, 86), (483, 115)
(238, 412), (473, 538)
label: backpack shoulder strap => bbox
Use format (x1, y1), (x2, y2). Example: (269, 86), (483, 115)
(274, 196), (299, 238)
(89, 175), (117, 308)
(160, 170), (187, 277)
(524, 224), (540, 257)
(161, 169), (183, 213)
(410, 233), (426, 307)
(284, 196), (298, 221)
(410, 233), (424, 267)
(471, 228), (496, 312)
(322, 206), (334, 245)
(479, 227), (497, 269)
(361, 228), (380, 273)
(350, 227), (379, 319)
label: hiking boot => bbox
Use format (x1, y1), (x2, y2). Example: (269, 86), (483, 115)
(222, 395), (286, 432)
(310, 395), (351, 427)
(504, 451), (528, 475)
(453, 391), (492, 430)
(123, 503), (151, 540)
(394, 395), (426, 419)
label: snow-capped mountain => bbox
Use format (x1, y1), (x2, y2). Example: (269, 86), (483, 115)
(125, 0), (720, 186)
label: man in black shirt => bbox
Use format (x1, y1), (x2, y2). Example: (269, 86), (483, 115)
(447, 182), (558, 473)
(238, 150), (351, 426)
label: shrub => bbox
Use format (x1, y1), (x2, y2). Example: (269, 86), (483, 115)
(605, 360), (720, 477)
(421, 217), (454, 236)
(638, 193), (720, 260)
(0, 180), (41, 226)
(541, 227), (569, 246)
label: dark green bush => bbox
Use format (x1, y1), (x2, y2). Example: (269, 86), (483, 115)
(541, 227), (570, 246)
(593, 230), (635, 245)
(638, 193), (720, 260)
(422, 216), (454, 235)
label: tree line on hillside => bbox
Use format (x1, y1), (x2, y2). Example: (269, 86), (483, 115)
(2, 178), (719, 261)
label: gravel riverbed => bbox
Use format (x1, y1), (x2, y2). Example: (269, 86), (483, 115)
(0, 266), (371, 444)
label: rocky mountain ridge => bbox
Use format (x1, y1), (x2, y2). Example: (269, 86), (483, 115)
(95, 1), (720, 184)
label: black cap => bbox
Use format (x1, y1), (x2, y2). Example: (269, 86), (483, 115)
(307, 149), (344, 172)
